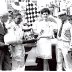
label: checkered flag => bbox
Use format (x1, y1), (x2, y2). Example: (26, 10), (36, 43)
(7, 0), (39, 25)
(26, 0), (39, 25)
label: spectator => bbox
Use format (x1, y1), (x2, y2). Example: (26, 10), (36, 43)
(56, 13), (72, 71)
(4, 13), (25, 70)
(0, 16), (11, 70)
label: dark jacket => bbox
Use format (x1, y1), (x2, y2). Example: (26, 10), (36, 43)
(0, 22), (5, 36)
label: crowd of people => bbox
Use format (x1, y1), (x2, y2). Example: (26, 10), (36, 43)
(0, 5), (72, 71)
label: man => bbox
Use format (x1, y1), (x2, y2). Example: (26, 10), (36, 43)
(4, 13), (25, 70)
(66, 15), (72, 70)
(32, 8), (57, 71)
(5, 11), (13, 32)
(0, 16), (11, 70)
(57, 13), (72, 71)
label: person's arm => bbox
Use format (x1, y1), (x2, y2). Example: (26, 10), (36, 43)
(4, 34), (23, 45)
(5, 21), (14, 30)
(52, 22), (58, 38)
(56, 19), (62, 38)
(4, 27), (23, 45)
(67, 26), (72, 54)
(32, 22), (39, 35)
(0, 42), (5, 46)
(69, 27), (72, 50)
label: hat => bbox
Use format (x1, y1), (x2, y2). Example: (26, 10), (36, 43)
(58, 11), (67, 16)
(11, 1), (26, 11)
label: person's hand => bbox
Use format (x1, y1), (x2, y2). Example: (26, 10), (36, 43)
(34, 34), (38, 39)
(16, 39), (23, 44)
(40, 29), (44, 35)
(68, 48), (72, 54)
(68, 48), (72, 58)
(0, 42), (5, 46)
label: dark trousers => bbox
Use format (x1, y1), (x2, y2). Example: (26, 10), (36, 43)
(0, 35), (12, 70)
(0, 46), (12, 70)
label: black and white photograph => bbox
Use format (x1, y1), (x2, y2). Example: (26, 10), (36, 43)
(0, 0), (72, 71)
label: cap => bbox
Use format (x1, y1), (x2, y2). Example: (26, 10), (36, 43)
(58, 11), (67, 16)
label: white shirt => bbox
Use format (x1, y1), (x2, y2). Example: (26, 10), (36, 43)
(5, 20), (11, 29)
(32, 20), (57, 37)
(60, 20), (71, 42)
(4, 21), (24, 45)
(5, 20), (15, 32)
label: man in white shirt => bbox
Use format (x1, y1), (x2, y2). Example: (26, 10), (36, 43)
(57, 13), (72, 71)
(4, 13), (25, 70)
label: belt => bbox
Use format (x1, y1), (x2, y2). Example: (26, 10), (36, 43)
(38, 36), (54, 40)
(58, 39), (70, 42)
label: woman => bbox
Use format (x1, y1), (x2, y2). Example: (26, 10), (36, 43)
(32, 8), (57, 71)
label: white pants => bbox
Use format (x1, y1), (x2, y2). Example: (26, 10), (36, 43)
(56, 40), (71, 71)
(11, 44), (25, 70)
